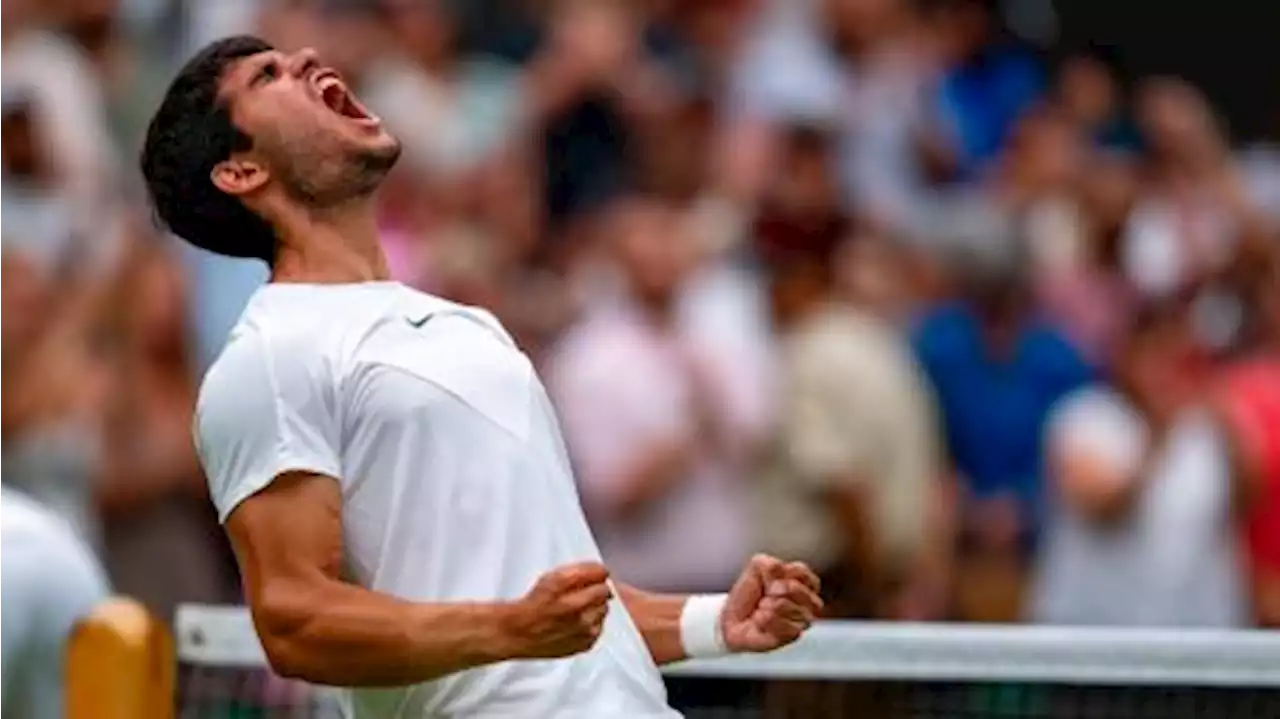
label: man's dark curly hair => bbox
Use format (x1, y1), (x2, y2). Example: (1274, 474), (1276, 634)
(141, 35), (278, 261)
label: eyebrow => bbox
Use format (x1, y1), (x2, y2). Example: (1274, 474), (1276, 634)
(223, 52), (275, 96)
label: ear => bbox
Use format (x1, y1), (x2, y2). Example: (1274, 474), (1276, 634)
(211, 155), (269, 197)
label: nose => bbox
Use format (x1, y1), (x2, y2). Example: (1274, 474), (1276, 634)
(287, 47), (320, 78)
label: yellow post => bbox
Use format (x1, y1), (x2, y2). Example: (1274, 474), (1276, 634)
(66, 597), (174, 719)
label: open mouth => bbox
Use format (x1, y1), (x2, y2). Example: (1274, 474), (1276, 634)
(313, 70), (379, 126)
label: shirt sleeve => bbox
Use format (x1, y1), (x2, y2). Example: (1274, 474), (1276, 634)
(194, 330), (343, 523)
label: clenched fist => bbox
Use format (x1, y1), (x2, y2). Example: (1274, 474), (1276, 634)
(721, 555), (823, 653)
(504, 562), (613, 659)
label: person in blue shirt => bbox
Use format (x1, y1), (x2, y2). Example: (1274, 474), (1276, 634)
(912, 245), (1093, 619)
(928, 0), (1046, 178)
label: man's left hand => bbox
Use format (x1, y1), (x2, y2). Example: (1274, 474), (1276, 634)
(720, 555), (823, 653)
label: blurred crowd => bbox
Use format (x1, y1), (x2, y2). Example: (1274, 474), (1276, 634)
(3, 0), (1279, 634)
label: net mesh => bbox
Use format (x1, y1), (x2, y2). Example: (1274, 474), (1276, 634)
(175, 605), (1280, 719)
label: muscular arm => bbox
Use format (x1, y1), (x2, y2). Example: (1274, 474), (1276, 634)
(614, 583), (690, 666)
(226, 472), (521, 686)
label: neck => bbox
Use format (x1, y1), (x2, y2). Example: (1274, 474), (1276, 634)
(270, 201), (390, 284)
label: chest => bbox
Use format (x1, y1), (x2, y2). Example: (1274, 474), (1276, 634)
(345, 311), (538, 444)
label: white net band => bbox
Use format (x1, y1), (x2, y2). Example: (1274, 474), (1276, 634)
(176, 604), (1280, 687)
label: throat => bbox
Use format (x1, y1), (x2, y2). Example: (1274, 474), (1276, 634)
(270, 204), (391, 285)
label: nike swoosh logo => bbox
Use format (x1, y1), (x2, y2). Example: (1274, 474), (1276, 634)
(406, 314), (433, 329)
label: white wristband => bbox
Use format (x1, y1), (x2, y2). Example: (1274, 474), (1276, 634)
(680, 594), (729, 659)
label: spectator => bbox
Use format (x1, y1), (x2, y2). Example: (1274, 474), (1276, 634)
(1122, 78), (1269, 298)
(997, 105), (1089, 278)
(548, 195), (760, 593)
(757, 223), (950, 620)
(912, 239), (1093, 621)
(533, 0), (687, 225)
(727, 0), (950, 240)
(97, 238), (236, 622)
(362, 0), (522, 179)
(919, 104), (1088, 304)
(1, 90), (82, 277)
(2, 0), (119, 225)
(1, 249), (111, 546)
(1032, 299), (1247, 627)
(1035, 151), (1141, 363)
(925, 0), (1044, 178)
(1212, 254), (1280, 626)
(751, 125), (949, 711)
(833, 0), (949, 237)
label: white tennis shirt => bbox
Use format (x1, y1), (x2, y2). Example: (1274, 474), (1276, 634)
(1, 487), (110, 719)
(194, 282), (677, 718)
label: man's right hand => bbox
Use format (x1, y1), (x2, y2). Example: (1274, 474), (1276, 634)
(504, 562), (613, 659)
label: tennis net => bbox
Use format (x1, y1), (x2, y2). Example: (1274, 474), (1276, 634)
(175, 604), (1280, 718)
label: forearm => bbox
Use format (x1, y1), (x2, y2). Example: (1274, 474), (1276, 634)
(615, 582), (690, 665)
(254, 579), (520, 686)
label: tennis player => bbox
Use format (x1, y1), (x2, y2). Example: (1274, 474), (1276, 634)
(142, 36), (822, 718)
(1, 487), (110, 719)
